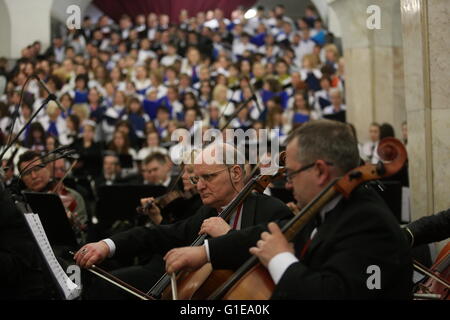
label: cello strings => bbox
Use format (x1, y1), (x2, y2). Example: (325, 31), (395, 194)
(171, 273), (178, 300)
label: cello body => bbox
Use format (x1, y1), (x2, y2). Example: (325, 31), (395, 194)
(221, 264), (274, 300)
(161, 264), (234, 300)
(416, 242), (450, 299)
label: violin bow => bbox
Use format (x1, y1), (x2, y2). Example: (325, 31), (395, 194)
(413, 259), (450, 289)
(69, 251), (154, 300)
(52, 160), (78, 193)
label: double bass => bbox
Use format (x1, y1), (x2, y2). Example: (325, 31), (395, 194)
(206, 137), (408, 300)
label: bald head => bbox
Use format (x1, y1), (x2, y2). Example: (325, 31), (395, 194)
(192, 143), (246, 209)
(195, 142), (245, 167)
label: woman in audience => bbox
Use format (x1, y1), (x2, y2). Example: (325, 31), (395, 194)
(300, 54), (322, 92)
(73, 121), (103, 178)
(45, 135), (60, 152)
(24, 122), (46, 153)
(87, 87), (106, 123)
(266, 106), (288, 144)
(122, 96), (150, 140)
(212, 83), (234, 118)
(60, 114), (80, 146)
(137, 131), (168, 161)
(288, 91), (318, 129)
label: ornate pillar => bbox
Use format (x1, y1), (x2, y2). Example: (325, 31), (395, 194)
(401, 0), (450, 221)
(1, 0), (53, 58)
(329, 0), (406, 142)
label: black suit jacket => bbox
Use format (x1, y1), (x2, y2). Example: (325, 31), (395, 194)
(405, 207), (450, 247)
(0, 189), (47, 299)
(208, 185), (413, 299)
(110, 192), (293, 260)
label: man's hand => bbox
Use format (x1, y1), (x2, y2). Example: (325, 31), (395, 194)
(164, 246), (208, 274)
(140, 197), (163, 225)
(74, 241), (110, 268)
(286, 202), (300, 215)
(249, 222), (294, 267)
(198, 217), (231, 237)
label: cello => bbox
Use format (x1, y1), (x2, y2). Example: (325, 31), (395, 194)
(207, 137), (407, 300)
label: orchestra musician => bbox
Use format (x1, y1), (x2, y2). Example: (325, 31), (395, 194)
(165, 120), (413, 299)
(74, 143), (293, 299)
(17, 151), (88, 245)
(0, 181), (49, 299)
(403, 208), (450, 248)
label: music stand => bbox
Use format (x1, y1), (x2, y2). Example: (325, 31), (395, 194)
(22, 191), (79, 249)
(119, 154), (134, 169)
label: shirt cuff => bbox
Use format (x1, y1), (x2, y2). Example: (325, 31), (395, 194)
(204, 240), (211, 262)
(102, 239), (116, 258)
(268, 252), (299, 285)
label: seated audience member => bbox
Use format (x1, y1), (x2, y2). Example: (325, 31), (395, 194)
(107, 130), (138, 175)
(322, 88), (345, 114)
(95, 152), (126, 187)
(362, 122), (381, 164)
(137, 152), (173, 187)
(73, 120), (103, 178)
(137, 131), (168, 161)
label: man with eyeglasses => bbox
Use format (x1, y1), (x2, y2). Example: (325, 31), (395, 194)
(165, 120), (413, 299)
(18, 151), (88, 245)
(74, 142), (292, 299)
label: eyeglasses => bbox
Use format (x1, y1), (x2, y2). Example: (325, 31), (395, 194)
(189, 167), (229, 185)
(21, 163), (46, 178)
(285, 161), (334, 182)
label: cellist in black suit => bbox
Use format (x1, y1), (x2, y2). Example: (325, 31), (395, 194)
(166, 120), (413, 299)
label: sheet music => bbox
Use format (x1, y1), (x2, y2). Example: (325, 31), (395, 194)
(24, 213), (80, 300)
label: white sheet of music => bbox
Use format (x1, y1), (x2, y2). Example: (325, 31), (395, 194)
(23, 213), (80, 300)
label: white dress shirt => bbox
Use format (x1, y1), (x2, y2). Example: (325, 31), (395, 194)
(268, 195), (343, 284)
(103, 200), (243, 259)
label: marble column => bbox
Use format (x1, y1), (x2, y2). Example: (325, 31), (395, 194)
(329, 0), (406, 142)
(0, 0), (53, 58)
(401, 0), (450, 221)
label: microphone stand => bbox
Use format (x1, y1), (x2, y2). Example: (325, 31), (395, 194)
(219, 94), (256, 130)
(0, 93), (56, 161)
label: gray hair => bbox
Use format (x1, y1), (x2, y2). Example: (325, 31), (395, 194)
(286, 120), (360, 175)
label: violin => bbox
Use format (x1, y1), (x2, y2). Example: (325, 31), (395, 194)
(147, 152), (287, 300)
(50, 160), (86, 232)
(207, 137), (407, 300)
(137, 188), (198, 215)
